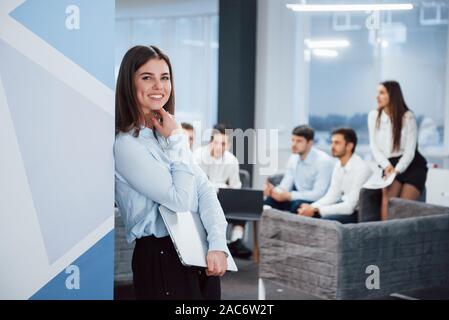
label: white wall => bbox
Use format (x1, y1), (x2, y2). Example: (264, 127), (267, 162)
(115, 0), (219, 134)
(254, 0), (449, 189)
(254, 0), (304, 188)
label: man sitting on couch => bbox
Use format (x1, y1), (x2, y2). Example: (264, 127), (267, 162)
(298, 128), (372, 224)
(264, 125), (334, 213)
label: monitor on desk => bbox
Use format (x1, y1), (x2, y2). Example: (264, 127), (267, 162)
(217, 188), (264, 219)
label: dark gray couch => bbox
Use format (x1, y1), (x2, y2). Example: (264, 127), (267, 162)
(258, 198), (449, 299)
(114, 208), (134, 286)
(358, 188), (427, 222)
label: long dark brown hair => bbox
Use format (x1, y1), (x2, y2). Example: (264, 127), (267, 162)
(115, 45), (175, 137)
(377, 80), (410, 152)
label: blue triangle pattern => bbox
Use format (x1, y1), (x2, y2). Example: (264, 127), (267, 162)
(10, 0), (115, 89)
(30, 230), (114, 300)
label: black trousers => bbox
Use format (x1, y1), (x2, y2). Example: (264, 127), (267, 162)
(320, 212), (358, 224)
(264, 197), (312, 213)
(132, 235), (221, 300)
(263, 185), (312, 213)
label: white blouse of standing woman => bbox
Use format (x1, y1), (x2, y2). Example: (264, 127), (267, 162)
(369, 84), (418, 177)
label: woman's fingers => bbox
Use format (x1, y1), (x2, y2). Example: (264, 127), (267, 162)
(150, 108), (179, 137)
(155, 107), (172, 120)
(207, 257), (213, 272)
(383, 166), (394, 179)
(207, 254), (218, 275)
(205, 252), (227, 276)
(151, 117), (162, 131)
(206, 253), (215, 274)
(154, 107), (166, 115)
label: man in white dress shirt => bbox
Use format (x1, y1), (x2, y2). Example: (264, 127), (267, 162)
(298, 128), (372, 223)
(194, 124), (242, 189)
(194, 124), (251, 258)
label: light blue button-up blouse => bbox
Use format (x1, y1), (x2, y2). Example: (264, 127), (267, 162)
(114, 126), (229, 255)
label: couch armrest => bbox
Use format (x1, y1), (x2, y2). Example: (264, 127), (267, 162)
(114, 210), (134, 285)
(358, 188), (382, 222)
(338, 213), (449, 299)
(258, 209), (342, 299)
(388, 198), (449, 220)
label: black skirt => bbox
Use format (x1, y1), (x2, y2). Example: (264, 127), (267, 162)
(389, 150), (428, 193)
(132, 235), (221, 300)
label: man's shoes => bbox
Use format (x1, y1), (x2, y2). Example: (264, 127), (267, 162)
(228, 239), (252, 259)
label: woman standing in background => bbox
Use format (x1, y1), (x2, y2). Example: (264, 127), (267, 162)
(368, 80), (428, 220)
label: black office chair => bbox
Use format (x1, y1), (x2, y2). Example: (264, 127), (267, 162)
(239, 169), (251, 188)
(267, 173), (284, 186)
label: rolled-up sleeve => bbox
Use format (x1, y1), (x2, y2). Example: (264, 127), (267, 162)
(195, 167), (230, 256)
(278, 155), (296, 191)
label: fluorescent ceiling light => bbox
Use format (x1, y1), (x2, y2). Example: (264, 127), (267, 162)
(183, 39), (219, 49)
(183, 39), (204, 47)
(287, 3), (413, 12)
(305, 39), (350, 49)
(312, 49), (339, 57)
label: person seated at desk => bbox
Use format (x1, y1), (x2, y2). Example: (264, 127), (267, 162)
(194, 124), (251, 259)
(298, 128), (372, 224)
(181, 122), (195, 151)
(264, 125), (334, 213)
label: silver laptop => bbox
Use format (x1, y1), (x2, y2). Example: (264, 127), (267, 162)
(159, 205), (238, 272)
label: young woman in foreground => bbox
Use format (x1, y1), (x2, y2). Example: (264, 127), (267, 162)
(114, 45), (229, 299)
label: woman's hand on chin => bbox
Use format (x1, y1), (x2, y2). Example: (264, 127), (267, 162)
(151, 108), (180, 138)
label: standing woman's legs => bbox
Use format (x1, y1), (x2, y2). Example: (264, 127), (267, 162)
(399, 183), (421, 201)
(380, 187), (389, 221)
(132, 236), (221, 300)
(380, 180), (402, 220)
(132, 237), (160, 299)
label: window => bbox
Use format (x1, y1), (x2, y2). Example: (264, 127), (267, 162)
(115, 13), (219, 130)
(294, 1), (449, 167)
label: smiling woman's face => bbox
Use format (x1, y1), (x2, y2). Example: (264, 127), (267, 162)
(134, 58), (171, 114)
